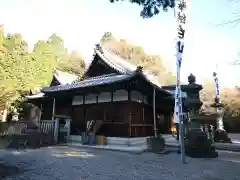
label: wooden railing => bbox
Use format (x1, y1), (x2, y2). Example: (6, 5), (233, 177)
(0, 120), (55, 136)
(40, 120), (55, 135)
(0, 120), (57, 149)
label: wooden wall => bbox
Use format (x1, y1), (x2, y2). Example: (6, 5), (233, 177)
(31, 97), (172, 137)
(131, 103), (152, 137)
(72, 101), (129, 137)
(28, 98), (53, 121)
(71, 101), (171, 137)
(55, 98), (72, 117)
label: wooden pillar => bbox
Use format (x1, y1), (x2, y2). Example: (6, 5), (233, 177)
(128, 90), (132, 137)
(142, 106), (145, 123)
(129, 109), (132, 137)
(54, 117), (59, 144)
(52, 98), (56, 121)
(170, 113), (174, 132)
(66, 118), (71, 142)
(39, 103), (43, 121)
(153, 87), (157, 137)
(142, 105), (145, 136)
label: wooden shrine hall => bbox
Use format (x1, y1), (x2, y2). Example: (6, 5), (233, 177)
(29, 44), (175, 137)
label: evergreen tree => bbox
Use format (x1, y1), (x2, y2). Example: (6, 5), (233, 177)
(109, 0), (175, 18)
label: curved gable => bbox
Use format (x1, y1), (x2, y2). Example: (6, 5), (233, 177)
(83, 53), (121, 79)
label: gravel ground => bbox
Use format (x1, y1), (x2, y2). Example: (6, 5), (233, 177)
(1, 146), (240, 180)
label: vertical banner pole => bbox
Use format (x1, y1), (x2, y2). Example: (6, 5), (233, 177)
(174, 0), (187, 164)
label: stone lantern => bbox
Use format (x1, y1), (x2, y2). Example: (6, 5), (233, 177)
(183, 74), (218, 158)
(183, 73), (203, 129)
(210, 86), (231, 142)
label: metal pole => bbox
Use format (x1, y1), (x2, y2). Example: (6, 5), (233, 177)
(174, 0), (187, 164)
(153, 87), (157, 137)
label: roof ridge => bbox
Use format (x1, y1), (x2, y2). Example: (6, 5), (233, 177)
(95, 45), (130, 73)
(84, 73), (119, 79)
(100, 47), (137, 71)
(83, 44), (165, 89)
(42, 73), (134, 93)
(99, 46), (163, 88)
(54, 69), (78, 77)
(73, 73), (120, 84)
(82, 44), (133, 78)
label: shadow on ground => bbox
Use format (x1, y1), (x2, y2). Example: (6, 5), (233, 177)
(0, 163), (23, 179)
(1, 146), (240, 180)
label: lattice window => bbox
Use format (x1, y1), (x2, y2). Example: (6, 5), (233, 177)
(98, 92), (111, 103)
(130, 90), (143, 103)
(85, 94), (97, 104)
(72, 95), (84, 105)
(113, 89), (128, 101)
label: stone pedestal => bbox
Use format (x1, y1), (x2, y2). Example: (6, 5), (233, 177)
(210, 103), (231, 143)
(185, 129), (218, 158)
(187, 114), (218, 158)
(146, 136), (166, 153)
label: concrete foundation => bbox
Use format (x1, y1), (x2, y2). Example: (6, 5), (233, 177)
(69, 135), (148, 148)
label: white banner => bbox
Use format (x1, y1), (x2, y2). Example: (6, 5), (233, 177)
(173, 0), (186, 124)
(213, 72), (220, 103)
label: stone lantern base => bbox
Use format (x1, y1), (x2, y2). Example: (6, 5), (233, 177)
(210, 103), (231, 143)
(214, 129), (231, 143)
(184, 128), (218, 158)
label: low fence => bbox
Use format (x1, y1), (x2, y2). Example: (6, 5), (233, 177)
(0, 120), (55, 135)
(0, 120), (56, 149)
(40, 120), (55, 135)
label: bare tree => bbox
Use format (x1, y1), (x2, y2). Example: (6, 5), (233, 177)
(231, 53), (240, 65)
(219, 0), (240, 26)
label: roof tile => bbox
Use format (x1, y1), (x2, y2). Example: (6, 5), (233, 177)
(42, 73), (133, 93)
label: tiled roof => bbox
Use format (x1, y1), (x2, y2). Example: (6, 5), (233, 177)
(42, 45), (173, 96)
(26, 92), (45, 99)
(96, 48), (130, 74)
(86, 45), (165, 89)
(100, 47), (137, 73)
(26, 69), (79, 99)
(53, 69), (78, 85)
(42, 73), (133, 93)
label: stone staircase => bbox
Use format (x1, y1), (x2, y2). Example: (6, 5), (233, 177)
(162, 134), (179, 145)
(162, 135), (180, 153)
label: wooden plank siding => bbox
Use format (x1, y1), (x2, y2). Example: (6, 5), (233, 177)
(32, 96), (172, 137)
(70, 101), (171, 137)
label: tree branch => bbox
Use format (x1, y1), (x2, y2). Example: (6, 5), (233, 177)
(109, 0), (175, 18)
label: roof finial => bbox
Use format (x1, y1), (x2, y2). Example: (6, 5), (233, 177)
(136, 66), (143, 73)
(95, 44), (104, 54)
(188, 73), (196, 84)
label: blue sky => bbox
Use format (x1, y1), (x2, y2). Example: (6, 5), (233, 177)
(0, 0), (240, 87)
